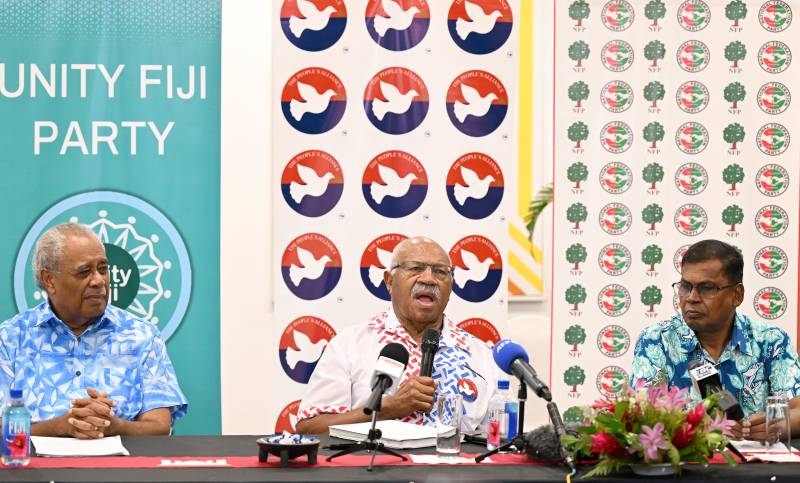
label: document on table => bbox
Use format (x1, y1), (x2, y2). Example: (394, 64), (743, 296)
(730, 440), (800, 462)
(31, 435), (130, 457)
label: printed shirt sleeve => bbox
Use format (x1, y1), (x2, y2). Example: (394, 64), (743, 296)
(297, 334), (352, 422)
(630, 327), (669, 389)
(765, 328), (800, 399)
(140, 331), (188, 420)
(0, 329), (13, 407)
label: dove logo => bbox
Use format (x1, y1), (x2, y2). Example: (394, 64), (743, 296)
(677, 40), (710, 73)
(757, 82), (791, 115)
(757, 123), (790, 156)
(446, 153), (504, 219)
(674, 163), (708, 195)
(755, 246), (788, 279)
(447, 0), (512, 54)
(755, 205), (788, 238)
(759, 1), (792, 32)
(457, 318), (501, 348)
(281, 233), (342, 300)
(281, 67), (346, 134)
(673, 203), (708, 237)
(280, 0), (347, 51)
(677, 0), (710, 32)
(600, 80), (633, 113)
(281, 150), (343, 217)
(446, 70), (508, 137)
(599, 202), (632, 235)
(450, 236), (502, 302)
(601, 1), (635, 31)
(600, 121), (632, 154)
(756, 164), (789, 197)
(279, 317), (337, 383)
(456, 378), (479, 403)
(676, 81), (709, 114)
(754, 287), (787, 320)
(758, 41), (792, 73)
(360, 233), (408, 300)
(598, 284), (631, 317)
(362, 150), (428, 218)
(365, 0), (430, 51)
(599, 162), (632, 194)
(675, 122), (709, 155)
(596, 366), (628, 397)
(364, 67), (428, 135)
(601, 40), (634, 72)
(274, 400), (302, 433)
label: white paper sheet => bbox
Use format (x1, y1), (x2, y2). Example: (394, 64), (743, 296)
(32, 435), (130, 457)
(409, 454), (492, 465)
(730, 440), (797, 454)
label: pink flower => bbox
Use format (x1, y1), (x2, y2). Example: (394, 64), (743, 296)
(672, 423), (695, 449)
(638, 423), (669, 462)
(686, 403), (705, 427)
(707, 412), (736, 437)
(591, 431), (626, 457)
(8, 432), (28, 459)
(653, 386), (690, 411)
(591, 398), (615, 412)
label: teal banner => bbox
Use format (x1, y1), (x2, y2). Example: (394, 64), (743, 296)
(0, 1), (220, 434)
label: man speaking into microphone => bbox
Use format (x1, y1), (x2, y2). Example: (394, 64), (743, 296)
(296, 237), (501, 435)
(630, 240), (800, 441)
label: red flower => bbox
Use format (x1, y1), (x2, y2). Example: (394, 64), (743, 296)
(9, 432), (28, 459)
(686, 403), (705, 427)
(672, 423), (695, 449)
(591, 431), (626, 457)
(591, 398), (615, 412)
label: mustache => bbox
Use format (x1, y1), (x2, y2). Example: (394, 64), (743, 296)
(412, 283), (440, 301)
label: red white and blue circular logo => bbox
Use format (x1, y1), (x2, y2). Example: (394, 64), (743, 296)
(364, 67), (429, 134)
(450, 236), (502, 302)
(365, 0), (430, 51)
(360, 233), (408, 300)
(274, 400), (301, 433)
(281, 233), (342, 300)
(279, 316), (337, 383)
(362, 150), (428, 218)
(447, 0), (513, 54)
(280, 0), (347, 51)
(456, 378), (479, 402)
(457, 318), (501, 348)
(446, 152), (504, 219)
(281, 150), (344, 217)
(446, 70), (508, 137)
(281, 67), (346, 134)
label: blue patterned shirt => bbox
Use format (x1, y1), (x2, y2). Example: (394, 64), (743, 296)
(0, 302), (188, 423)
(631, 312), (800, 418)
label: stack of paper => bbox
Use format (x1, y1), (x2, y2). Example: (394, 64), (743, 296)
(32, 435), (130, 457)
(729, 439), (800, 462)
(329, 420), (455, 449)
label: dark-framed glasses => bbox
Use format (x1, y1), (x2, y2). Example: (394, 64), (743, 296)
(391, 261), (453, 280)
(672, 281), (737, 299)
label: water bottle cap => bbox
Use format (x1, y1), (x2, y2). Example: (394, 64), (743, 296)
(497, 380), (510, 390)
(9, 389), (22, 398)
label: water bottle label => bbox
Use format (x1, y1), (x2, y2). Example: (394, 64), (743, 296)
(486, 418), (501, 448)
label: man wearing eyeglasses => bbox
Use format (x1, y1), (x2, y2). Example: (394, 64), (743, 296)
(296, 236), (501, 435)
(631, 239), (800, 442)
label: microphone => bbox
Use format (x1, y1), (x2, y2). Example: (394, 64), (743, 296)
(525, 423), (580, 463)
(492, 339), (552, 401)
(687, 359), (744, 421)
(419, 329), (439, 378)
(363, 343), (409, 415)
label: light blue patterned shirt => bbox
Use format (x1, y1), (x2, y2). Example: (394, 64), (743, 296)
(0, 301), (188, 423)
(631, 312), (800, 418)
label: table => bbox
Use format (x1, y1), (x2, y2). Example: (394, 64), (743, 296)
(0, 435), (798, 482)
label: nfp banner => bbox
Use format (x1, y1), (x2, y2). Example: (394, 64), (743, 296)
(552, 0), (800, 418)
(0, 1), (221, 434)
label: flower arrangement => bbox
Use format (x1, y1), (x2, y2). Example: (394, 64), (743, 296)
(562, 383), (737, 477)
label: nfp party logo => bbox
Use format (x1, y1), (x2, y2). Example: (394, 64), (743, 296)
(602, 1), (634, 31)
(365, 0), (430, 51)
(598, 243), (632, 276)
(756, 164), (789, 197)
(280, 0), (347, 51)
(281, 233), (341, 300)
(599, 162), (632, 194)
(362, 150), (427, 217)
(758, 82), (791, 115)
(675, 122), (709, 154)
(446, 70), (508, 137)
(755, 205), (788, 238)
(677, 0), (710, 31)
(758, 41), (792, 73)
(677, 40), (710, 72)
(754, 246), (788, 279)
(450, 236), (502, 302)
(600, 80), (633, 113)
(598, 284), (631, 317)
(281, 150), (343, 217)
(673, 244), (691, 274)
(457, 318), (501, 348)
(675, 163), (708, 195)
(14, 191), (191, 342)
(674, 203), (708, 236)
(281, 67), (346, 134)
(601, 40), (634, 72)
(676, 81), (709, 114)
(757, 123), (790, 156)
(278, 316), (336, 383)
(597, 366), (628, 397)
(754, 287), (787, 320)
(599, 202), (632, 235)
(597, 325), (630, 358)
(364, 67), (428, 134)
(447, 0), (513, 54)
(446, 153), (504, 219)
(274, 400), (301, 433)
(759, 1), (792, 32)
(360, 233), (408, 300)
(600, 121), (633, 153)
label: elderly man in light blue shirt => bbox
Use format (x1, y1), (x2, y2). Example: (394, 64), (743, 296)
(0, 222), (187, 438)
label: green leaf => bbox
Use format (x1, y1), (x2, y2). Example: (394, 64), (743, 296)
(667, 445), (680, 465)
(723, 451), (738, 466)
(526, 183), (553, 240)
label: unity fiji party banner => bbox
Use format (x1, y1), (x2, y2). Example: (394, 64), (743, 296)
(271, 0), (518, 432)
(551, 0), (800, 420)
(0, 1), (221, 434)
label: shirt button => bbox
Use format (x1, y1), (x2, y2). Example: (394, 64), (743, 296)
(76, 371), (82, 377)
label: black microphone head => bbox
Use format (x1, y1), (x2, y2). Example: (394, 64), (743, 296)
(380, 342), (410, 366)
(421, 329), (439, 352)
(525, 425), (563, 463)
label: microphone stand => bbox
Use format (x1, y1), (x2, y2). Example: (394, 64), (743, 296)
(517, 383), (527, 437)
(325, 399), (407, 471)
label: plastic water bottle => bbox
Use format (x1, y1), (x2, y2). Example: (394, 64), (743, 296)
(2, 389), (30, 467)
(486, 380), (508, 450)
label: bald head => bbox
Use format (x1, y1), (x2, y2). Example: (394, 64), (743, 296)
(390, 237), (450, 273)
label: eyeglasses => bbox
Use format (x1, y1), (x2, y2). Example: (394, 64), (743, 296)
(672, 281), (737, 299)
(391, 261), (453, 280)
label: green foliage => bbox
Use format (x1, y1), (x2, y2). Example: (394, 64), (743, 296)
(569, 40), (590, 64)
(568, 81), (590, 105)
(726, 0), (747, 24)
(644, 0), (667, 23)
(569, 0), (591, 25)
(644, 40), (665, 62)
(643, 81), (665, 104)
(642, 163), (664, 187)
(525, 183), (552, 238)
(724, 82), (746, 106)
(722, 164), (745, 188)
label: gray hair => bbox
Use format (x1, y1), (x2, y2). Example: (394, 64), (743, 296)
(32, 223), (99, 289)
